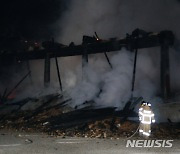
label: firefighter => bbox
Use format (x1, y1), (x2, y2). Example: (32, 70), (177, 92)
(139, 101), (155, 138)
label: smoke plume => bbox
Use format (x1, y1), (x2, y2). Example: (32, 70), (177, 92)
(51, 0), (180, 108)
(3, 0), (180, 112)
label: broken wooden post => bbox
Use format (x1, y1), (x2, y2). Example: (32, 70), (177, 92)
(104, 52), (113, 69)
(51, 38), (63, 92)
(44, 52), (51, 87)
(55, 56), (63, 92)
(82, 36), (89, 79)
(6, 71), (31, 99)
(159, 31), (174, 102)
(82, 50), (88, 68)
(160, 40), (170, 101)
(82, 48), (88, 81)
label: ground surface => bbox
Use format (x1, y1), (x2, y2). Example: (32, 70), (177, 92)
(0, 94), (179, 154)
(0, 130), (179, 154)
(0, 95), (179, 139)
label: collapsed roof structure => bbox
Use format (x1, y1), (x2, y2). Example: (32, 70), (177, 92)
(0, 29), (179, 137)
(0, 29), (175, 103)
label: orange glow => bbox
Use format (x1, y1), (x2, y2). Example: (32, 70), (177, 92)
(7, 91), (16, 100)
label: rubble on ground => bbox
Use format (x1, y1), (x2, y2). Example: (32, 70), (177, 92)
(0, 94), (179, 139)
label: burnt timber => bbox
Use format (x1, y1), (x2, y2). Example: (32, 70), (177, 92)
(0, 29), (175, 101)
(0, 30), (174, 61)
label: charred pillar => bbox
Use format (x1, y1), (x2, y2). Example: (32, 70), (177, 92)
(82, 50), (88, 68)
(82, 36), (91, 68)
(82, 48), (88, 80)
(82, 36), (91, 79)
(44, 52), (51, 87)
(160, 42), (170, 101)
(159, 31), (174, 101)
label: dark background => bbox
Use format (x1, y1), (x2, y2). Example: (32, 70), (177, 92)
(0, 0), (180, 41)
(0, 0), (70, 40)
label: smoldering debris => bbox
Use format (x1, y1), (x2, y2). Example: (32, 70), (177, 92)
(55, 0), (180, 109)
(0, 94), (179, 139)
(2, 0), (180, 110)
(0, 0), (180, 140)
(0, 29), (179, 141)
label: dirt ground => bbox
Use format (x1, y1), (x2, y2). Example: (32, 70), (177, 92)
(0, 108), (179, 139)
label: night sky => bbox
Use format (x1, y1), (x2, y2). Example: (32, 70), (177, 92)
(0, 0), (180, 41)
(0, 0), (69, 40)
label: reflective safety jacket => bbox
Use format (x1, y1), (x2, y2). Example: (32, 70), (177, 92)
(139, 105), (155, 124)
(139, 104), (155, 137)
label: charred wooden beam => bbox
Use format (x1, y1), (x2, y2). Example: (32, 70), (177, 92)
(46, 107), (116, 130)
(82, 36), (89, 79)
(82, 49), (88, 67)
(44, 52), (50, 87)
(6, 71), (31, 99)
(159, 31), (174, 101)
(0, 30), (174, 61)
(44, 107), (137, 130)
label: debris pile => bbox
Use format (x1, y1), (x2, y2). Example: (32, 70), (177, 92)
(0, 94), (179, 139)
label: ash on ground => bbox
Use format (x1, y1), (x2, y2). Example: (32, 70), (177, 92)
(0, 94), (179, 139)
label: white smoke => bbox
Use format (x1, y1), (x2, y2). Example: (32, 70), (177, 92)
(95, 50), (133, 108)
(51, 0), (180, 108)
(6, 0), (180, 111)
